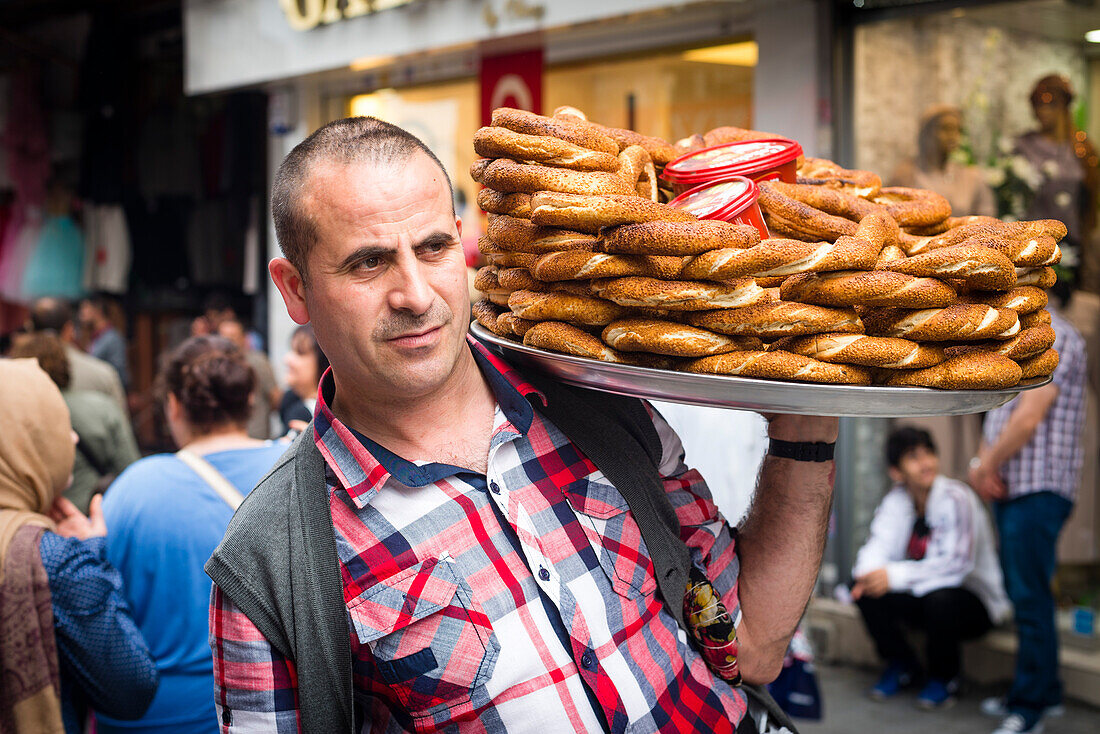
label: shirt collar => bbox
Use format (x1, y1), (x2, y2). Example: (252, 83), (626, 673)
(311, 335), (546, 505)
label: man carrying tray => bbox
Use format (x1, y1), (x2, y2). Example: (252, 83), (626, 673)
(205, 117), (838, 733)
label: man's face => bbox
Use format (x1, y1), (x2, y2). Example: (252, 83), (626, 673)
(890, 445), (939, 495)
(294, 152), (467, 403)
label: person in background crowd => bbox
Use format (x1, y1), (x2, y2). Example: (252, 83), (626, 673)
(93, 337), (285, 734)
(892, 104), (996, 218)
(278, 323), (328, 435)
(0, 359), (157, 733)
(78, 294), (129, 390)
(1015, 75), (1099, 299)
(9, 333), (139, 514)
(970, 307), (1088, 734)
(207, 116), (838, 732)
(218, 317), (280, 440)
(852, 427), (1009, 710)
(28, 296), (128, 415)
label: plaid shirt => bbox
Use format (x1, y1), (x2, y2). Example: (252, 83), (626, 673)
(983, 308), (1087, 503)
(209, 338), (747, 733)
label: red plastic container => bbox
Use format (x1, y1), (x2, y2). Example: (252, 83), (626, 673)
(668, 176), (769, 240)
(661, 138), (802, 196)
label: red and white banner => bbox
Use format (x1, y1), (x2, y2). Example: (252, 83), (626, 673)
(479, 48), (543, 126)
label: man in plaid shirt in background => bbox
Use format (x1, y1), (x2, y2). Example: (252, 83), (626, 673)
(969, 307), (1087, 734)
(207, 117), (839, 733)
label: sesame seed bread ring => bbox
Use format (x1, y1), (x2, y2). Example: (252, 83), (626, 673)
(507, 289), (627, 326)
(491, 107), (619, 156)
(531, 251), (684, 282)
(682, 235), (881, 282)
(686, 302), (864, 340)
(470, 158), (490, 184)
(483, 249), (538, 269)
(552, 106), (589, 121)
(874, 245), (907, 269)
(486, 215), (596, 254)
(880, 244), (1016, 290)
(473, 265), (502, 293)
(682, 350), (873, 385)
(904, 220), (952, 237)
(601, 128), (678, 166)
(947, 324), (1057, 361)
(477, 189), (533, 218)
(705, 126), (791, 147)
(1016, 348), (1059, 379)
(497, 267), (549, 292)
(765, 181), (883, 223)
(529, 191), (696, 234)
(1020, 309), (1052, 328)
(497, 312), (537, 338)
(522, 321), (672, 367)
(591, 276), (765, 312)
(871, 187), (952, 228)
(1014, 266), (1057, 289)
(616, 145), (652, 188)
(601, 318), (759, 357)
(911, 218), (1068, 256)
(480, 158), (634, 197)
(780, 271), (958, 308)
(674, 134), (708, 156)
(757, 182), (860, 242)
(472, 299), (515, 339)
(960, 286), (1047, 315)
(959, 234), (1061, 267)
(882, 352), (1022, 390)
(796, 157), (882, 196)
(600, 220), (760, 256)
(473, 126), (621, 172)
(862, 304), (1020, 342)
(856, 210), (902, 249)
(781, 333), (946, 369)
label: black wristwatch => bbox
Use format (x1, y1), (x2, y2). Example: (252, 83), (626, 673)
(767, 438), (836, 462)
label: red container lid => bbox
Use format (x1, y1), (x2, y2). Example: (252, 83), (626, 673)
(661, 138), (802, 184)
(668, 176), (759, 220)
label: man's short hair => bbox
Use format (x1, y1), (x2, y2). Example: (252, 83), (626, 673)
(271, 116), (455, 283)
(29, 297), (73, 333)
(886, 426), (937, 468)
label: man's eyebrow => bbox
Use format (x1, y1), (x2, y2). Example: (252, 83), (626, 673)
(336, 245), (396, 271)
(417, 230), (459, 248)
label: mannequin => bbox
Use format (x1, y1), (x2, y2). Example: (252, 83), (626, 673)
(892, 105), (995, 218)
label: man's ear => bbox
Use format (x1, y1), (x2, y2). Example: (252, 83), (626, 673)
(270, 257), (311, 325)
(455, 215), (462, 241)
(887, 466), (903, 486)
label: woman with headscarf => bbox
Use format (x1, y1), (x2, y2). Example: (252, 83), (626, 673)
(0, 359), (157, 733)
(892, 104), (996, 218)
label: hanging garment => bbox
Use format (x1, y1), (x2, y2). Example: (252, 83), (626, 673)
(83, 204), (132, 294)
(22, 214), (86, 300)
(0, 206), (43, 300)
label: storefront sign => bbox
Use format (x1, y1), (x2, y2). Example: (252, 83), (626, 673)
(480, 48), (543, 126)
(280, 0), (415, 31)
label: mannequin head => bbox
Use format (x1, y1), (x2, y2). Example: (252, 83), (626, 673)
(1029, 74), (1074, 140)
(917, 105), (962, 170)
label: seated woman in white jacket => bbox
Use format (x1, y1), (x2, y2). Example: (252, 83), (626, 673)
(852, 426), (1010, 710)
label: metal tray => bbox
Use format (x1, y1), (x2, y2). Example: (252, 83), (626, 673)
(471, 322), (1051, 417)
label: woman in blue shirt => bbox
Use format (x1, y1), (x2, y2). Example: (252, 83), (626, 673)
(0, 358), (157, 732)
(99, 337), (286, 734)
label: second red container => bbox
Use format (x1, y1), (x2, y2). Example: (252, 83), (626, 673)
(668, 176), (769, 240)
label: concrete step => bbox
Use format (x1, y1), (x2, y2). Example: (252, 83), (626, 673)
(806, 596), (1100, 708)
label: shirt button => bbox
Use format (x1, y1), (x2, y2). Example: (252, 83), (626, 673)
(538, 567), (550, 581)
(581, 651), (595, 670)
(489, 481), (501, 494)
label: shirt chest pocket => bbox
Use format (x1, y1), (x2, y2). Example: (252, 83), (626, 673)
(562, 474), (658, 599)
(348, 558), (500, 718)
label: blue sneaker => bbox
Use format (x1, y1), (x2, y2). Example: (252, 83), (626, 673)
(916, 678), (958, 709)
(869, 662), (915, 700)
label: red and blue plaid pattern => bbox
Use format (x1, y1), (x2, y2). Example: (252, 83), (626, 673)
(210, 338), (747, 732)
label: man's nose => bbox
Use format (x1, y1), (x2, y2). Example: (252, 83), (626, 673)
(388, 258), (434, 314)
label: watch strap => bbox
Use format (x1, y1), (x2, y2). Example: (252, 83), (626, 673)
(767, 438), (835, 462)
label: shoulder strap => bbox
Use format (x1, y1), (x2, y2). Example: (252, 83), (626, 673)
(176, 449), (246, 510)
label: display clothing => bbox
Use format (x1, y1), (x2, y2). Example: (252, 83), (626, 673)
(1015, 131), (1087, 247)
(64, 389), (140, 513)
(82, 204), (132, 294)
(88, 326), (129, 390)
(100, 444), (285, 734)
(892, 159), (996, 218)
(209, 339), (750, 732)
(22, 215), (85, 300)
(982, 309), (1087, 503)
(66, 344), (128, 415)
